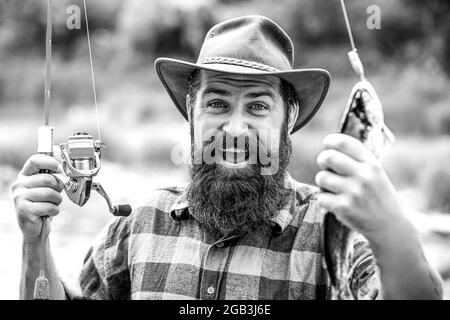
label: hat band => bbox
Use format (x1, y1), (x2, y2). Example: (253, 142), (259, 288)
(199, 56), (279, 72)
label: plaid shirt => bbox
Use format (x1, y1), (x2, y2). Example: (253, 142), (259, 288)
(65, 174), (381, 300)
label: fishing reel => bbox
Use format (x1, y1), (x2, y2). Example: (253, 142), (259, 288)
(38, 128), (132, 217)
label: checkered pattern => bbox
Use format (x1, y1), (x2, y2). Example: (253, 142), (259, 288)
(68, 174), (381, 300)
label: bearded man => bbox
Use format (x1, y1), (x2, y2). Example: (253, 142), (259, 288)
(13, 15), (442, 300)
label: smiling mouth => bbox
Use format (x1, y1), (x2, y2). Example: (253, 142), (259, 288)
(220, 148), (250, 166)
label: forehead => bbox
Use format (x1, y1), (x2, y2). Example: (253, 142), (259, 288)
(198, 70), (281, 93)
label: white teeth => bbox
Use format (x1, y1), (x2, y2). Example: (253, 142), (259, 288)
(221, 160), (248, 168)
(222, 149), (245, 153)
(222, 149), (247, 165)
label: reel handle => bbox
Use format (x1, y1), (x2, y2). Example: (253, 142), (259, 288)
(92, 182), (132, 217)
(113, 204), (132, 217)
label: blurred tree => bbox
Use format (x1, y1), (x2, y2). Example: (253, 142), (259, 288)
(0, 0), (123, 59)
(117, 0), (215, 59)
(2, 0), (448, 73)
(404, 0), (450, 75)
(0, 0), (46, 55)
(53, 0), (123, 59)
(284, 0), (348, 47)
(371, 0), (450, 75)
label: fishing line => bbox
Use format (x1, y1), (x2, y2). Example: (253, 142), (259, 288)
(339, 0), (357, 51)
(83, 0), (102, 142)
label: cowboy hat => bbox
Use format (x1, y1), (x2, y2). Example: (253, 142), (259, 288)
(154, 15), (331, 134)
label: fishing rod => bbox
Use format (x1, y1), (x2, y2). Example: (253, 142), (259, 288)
(33, 0), (132, 300)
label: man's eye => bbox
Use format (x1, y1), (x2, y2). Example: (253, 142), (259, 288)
(208, 101), (227, 109)
(249, 103), (268, 111)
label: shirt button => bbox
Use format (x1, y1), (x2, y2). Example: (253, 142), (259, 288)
(207, 286), (215, 295)
(216, 242), (224, 248)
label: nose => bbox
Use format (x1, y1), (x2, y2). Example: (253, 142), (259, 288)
(222, 110), (248, 137)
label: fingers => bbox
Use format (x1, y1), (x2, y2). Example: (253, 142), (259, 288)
(14, 188), (61, 225)
(18, 173), (63, 192)
(316, 192), (353, 221)
(15, 199), (59, 231)
(323, 133), (376, 163)
(20, 154), (62, 176)
(316, 149), (360, 176)
(23, 187), (63, 206)
(315, 170), (352, 194)
(26, 202), (60, 218)
(13, 155), (64, 240)
(316, 192), (354, 227)
(316, 192), (340, 212)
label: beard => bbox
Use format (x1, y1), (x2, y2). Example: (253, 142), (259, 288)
(186, 122), (294, 238)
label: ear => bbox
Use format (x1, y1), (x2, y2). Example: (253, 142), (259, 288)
(287, 102), (299, 134)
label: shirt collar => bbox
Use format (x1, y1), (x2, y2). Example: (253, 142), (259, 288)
(170, 186), (190, 220)
(169, 172), (313, 235)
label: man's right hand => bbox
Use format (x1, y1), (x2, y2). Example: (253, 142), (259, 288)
(12, 154), (63, 243)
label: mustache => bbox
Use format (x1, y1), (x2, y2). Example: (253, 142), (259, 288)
(201, 130), (271, 159)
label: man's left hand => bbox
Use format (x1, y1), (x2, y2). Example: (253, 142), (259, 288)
(314, 133), (408, 243)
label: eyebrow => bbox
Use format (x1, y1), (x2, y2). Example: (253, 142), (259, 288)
(244, 91), (276, 100)
(202, 88), (276, 100)
(202, 88), (232, 97)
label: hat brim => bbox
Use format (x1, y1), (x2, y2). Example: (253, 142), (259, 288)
(154, 57), (331, 134)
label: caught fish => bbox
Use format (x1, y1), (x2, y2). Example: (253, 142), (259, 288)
(322, 76), (394, 299)
(322, 0), (395, 299)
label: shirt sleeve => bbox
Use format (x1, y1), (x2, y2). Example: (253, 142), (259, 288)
(347, 234), (383, 300)
(63, 216), (131, 300)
